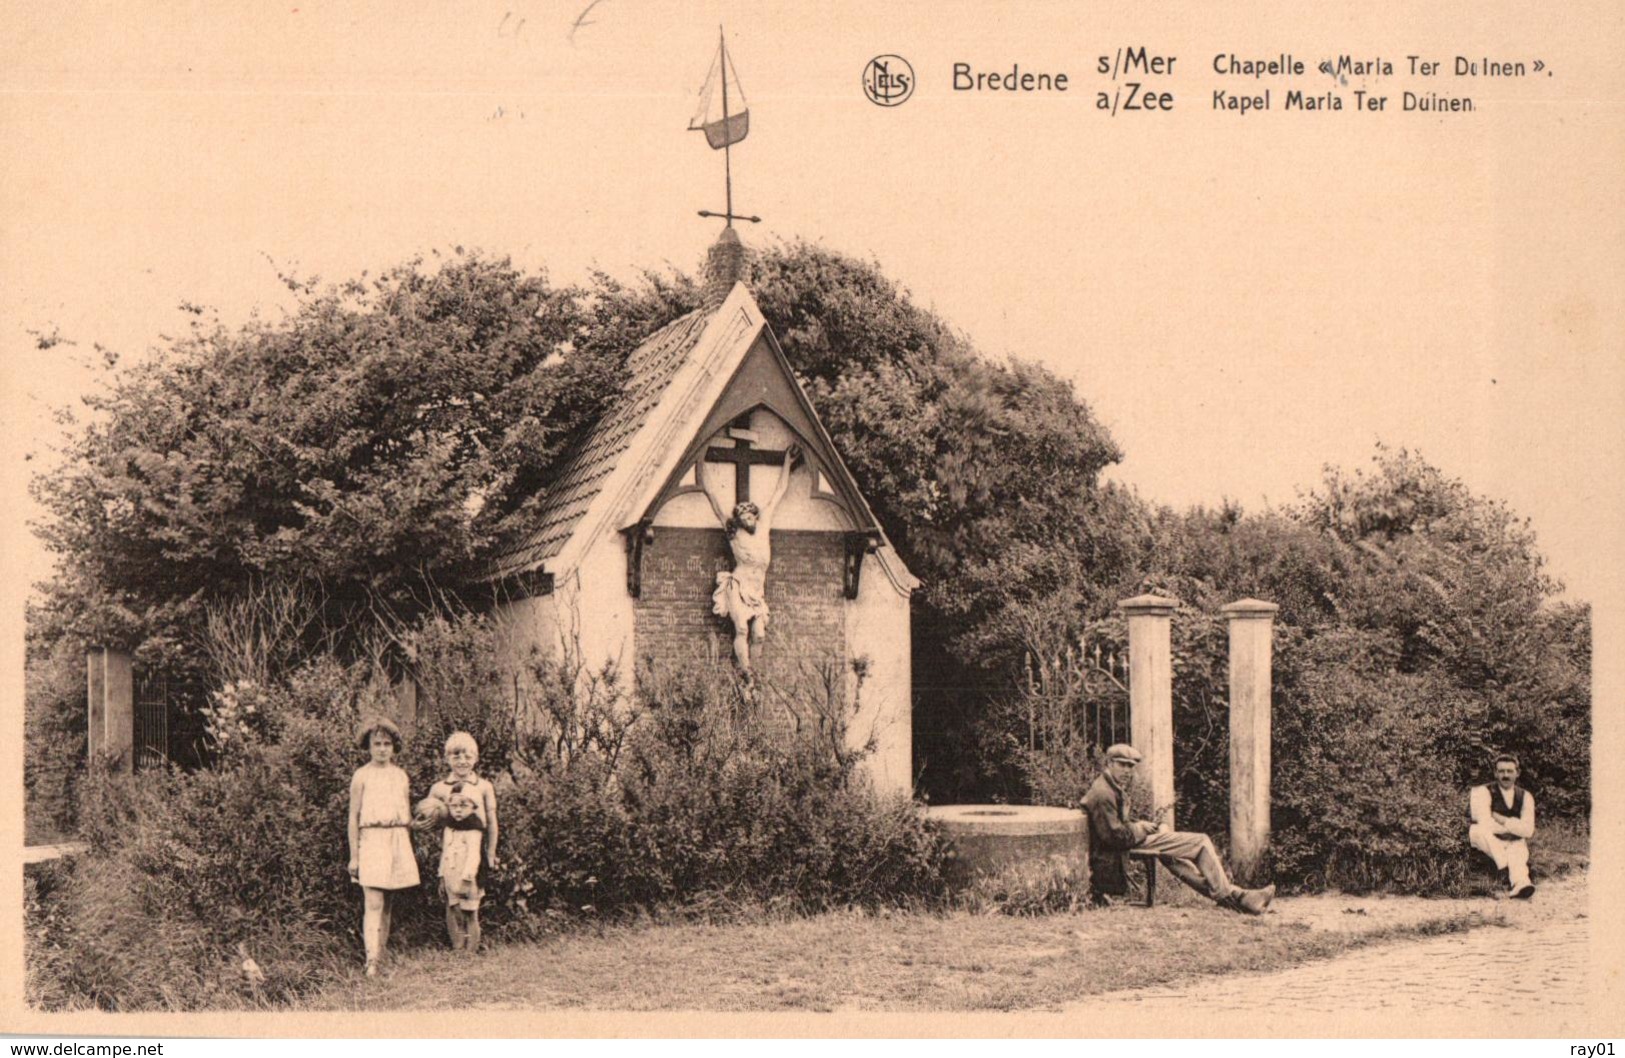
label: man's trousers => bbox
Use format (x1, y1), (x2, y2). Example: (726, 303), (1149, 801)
(1469, 824), (1531, 890)
(1134, 829), (1241, 902)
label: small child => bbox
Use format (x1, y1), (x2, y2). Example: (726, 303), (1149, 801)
(425, 731), (499, 952)
(439, 786), (485, 950)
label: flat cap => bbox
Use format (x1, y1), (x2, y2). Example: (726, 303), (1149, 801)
(1104, 743), (1143, 764)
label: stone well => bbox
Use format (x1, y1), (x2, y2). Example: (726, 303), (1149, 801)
(924, 804), (1090, 887)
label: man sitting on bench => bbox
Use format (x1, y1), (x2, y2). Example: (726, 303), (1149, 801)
(1469, 753), (1537, 899)
(1082, 743), (1275, 915)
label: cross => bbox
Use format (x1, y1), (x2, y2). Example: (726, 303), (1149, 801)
(704, 414), (786, 502)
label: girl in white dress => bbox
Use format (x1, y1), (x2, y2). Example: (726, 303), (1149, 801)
(347, 718), (420, 976)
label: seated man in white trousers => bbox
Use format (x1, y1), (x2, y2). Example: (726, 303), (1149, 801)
(1468, 753), (1536, 899)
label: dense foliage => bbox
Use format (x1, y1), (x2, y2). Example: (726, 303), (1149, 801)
(24, 630), (87, 843)
(30, 254), (630, 672)
(28, 615), (947, 1010)
(28, 242), (1127, 802)
(26, 241), (1590, 909)
(1001, 448), (1591, 891)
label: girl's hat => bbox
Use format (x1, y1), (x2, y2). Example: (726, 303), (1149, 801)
(356, 716), (404, 751)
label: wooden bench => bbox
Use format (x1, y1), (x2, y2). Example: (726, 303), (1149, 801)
(1129, 848), (1160, 907)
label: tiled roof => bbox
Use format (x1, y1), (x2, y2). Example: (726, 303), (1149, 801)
(489, 308), (712, 578)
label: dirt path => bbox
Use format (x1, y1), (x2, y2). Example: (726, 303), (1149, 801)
(1064, 874), (1592, 1033)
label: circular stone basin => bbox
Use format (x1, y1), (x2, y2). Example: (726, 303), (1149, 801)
(924, 804), (1090, 887)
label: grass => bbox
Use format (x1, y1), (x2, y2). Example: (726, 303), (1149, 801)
(1534, 818), (1589, 878)
(1452, 817), (1589, 898)
(35, 822), (1592, 1013)
(306, 888), (1495, 1012)
(307, 828), (1592, 1013)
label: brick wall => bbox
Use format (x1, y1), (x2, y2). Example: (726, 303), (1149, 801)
(635, 527), (848, 727)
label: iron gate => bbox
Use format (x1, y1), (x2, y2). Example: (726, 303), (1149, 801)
(134, 670), (170, 770)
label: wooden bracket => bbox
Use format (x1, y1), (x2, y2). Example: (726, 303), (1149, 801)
(843, 531), (879, 600)
(623, 519), (655, 598)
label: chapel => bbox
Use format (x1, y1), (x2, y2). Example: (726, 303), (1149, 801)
(486, 229), (918, 792)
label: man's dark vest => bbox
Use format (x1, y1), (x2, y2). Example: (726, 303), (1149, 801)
(1474, 783), (1525, 821)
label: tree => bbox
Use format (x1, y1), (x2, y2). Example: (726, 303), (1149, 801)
(32, 241), (1133, 801)
(1290, 446), (1590, 816)
(1130, 448), (1589, 856)
(32, 252), (630, 671)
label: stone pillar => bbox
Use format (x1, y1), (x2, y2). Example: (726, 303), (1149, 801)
(1119, 594), (1178, 826)
(1222, 598), (1278, 885)
(86, 646), (134, 770)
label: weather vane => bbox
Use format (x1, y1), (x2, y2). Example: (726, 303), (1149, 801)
(690, 27), (761, 227)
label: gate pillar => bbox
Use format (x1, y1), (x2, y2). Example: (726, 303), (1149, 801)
(1119, 594), (1178, 826)
(86, 647), (134, 770)
(1222, 598), (1278, 885)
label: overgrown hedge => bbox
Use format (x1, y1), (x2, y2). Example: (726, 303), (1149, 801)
(27, 617), (948, 1010)
(24, 636), (85, 844)
(997, 451), (1591, 896)
(1004, 603), (1587, 896)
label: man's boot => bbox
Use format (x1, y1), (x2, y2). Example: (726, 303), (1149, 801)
(1236, 884), (1276, 915)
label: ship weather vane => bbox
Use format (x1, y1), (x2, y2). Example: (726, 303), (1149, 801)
(690, 27), (761, 227)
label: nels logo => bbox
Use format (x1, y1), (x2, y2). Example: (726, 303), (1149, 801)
(863, 55), (915, 107)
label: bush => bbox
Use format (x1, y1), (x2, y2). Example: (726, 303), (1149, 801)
(38, 657), (389, 1009)
(25, 635), (86, 843)
(24, 858), (79, 1010)
(484, 657), (948, 931)
(1270, 629), (1487, 893)
(51, 700), (367, 1009)
(32, 614), (950, 1010)
(997, 448), (1591, 895)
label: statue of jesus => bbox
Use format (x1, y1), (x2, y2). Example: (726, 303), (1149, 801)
(699, 443), (801, 673)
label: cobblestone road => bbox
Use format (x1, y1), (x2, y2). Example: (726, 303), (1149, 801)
(1070, 875), (1592, 1033)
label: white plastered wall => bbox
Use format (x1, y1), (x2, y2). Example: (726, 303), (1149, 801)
(489, 540), (636, 694)
(569, 534), (637, 679)
(846, 552), (913, 796)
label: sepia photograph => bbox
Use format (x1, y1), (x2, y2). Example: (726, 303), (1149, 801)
(4, 0), (1622, 1039)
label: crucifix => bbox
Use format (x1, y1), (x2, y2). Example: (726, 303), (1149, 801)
(704, 413), (787, 503)
(696, 415), (800, 677)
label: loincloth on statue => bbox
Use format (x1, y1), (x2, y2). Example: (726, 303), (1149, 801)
(713, 570), (770, 628)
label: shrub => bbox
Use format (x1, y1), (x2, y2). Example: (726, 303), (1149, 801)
(25, 635), (86, 843)
(33, 614), (950, 1009)
(41, 660), (385, 1010)
(998, 449), (1592, 895)
(1002, 602), (1536, 895)
(484, 657), (949, 929)
(24, 858), (79, 1010)
(1270, 629), (1487, 893)
(398, 612), (524, 787)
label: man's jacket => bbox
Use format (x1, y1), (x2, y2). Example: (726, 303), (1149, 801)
(1082, 772), (1142, 896)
